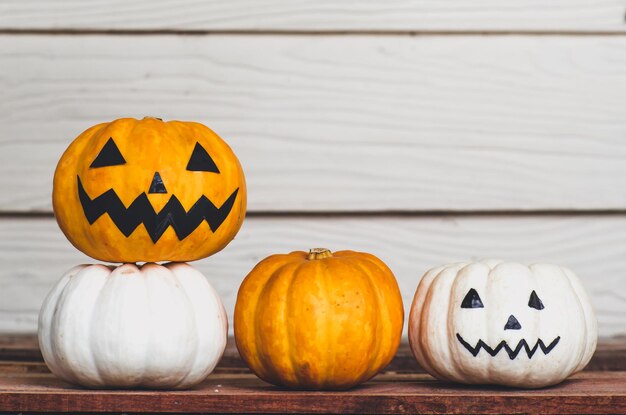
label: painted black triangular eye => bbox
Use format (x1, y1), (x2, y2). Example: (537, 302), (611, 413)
(528, 290), (545, 310)
(90, 137), (126, 168)
(186, 142), (219, 173)
(461, 288), (484, 308)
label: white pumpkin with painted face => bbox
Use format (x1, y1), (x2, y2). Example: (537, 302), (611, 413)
(408, 260), (597, 388)
(38, 262), (227, 389)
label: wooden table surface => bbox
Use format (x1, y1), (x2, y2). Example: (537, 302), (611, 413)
(1, 335), (625, 414)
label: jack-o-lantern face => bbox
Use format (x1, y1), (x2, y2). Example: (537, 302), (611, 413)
(408, 260), (598, 388)
(455, 288), (561, 360)
(53, 117), (246, 263)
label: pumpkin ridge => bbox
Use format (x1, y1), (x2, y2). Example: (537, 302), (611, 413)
(37, 267), (66, 384)
(67, 265), (110, 386)
(140, 266), (157, 386)
(86, 268), (109, 386)
(248, 266), (277, 384)
(350, 258), (388, 382)
(363, 254), (403, 383)
(235, 255), (286, 384)
(419, 265), (453, 381)
(78, 267), (114, 386)
(484, 264), (501, 380)
(447, 263), (469, 382)
(167, 267), (198, 389)
(319, 257), (340, 388)
(162, 266), (200, 388)
(255, 261), (300, 386)
(521, 264), (542, 383)
(168, 264), (227, 389)
(49, 270), (83, 385)
(443, 265), (471, 378)
(285, 260), (312, 388)
(561, 267), (598, 373)
(408, 264), (444, 378)
(456, 262), (490, 381)
(555, 266), (588, 374)
(321, 257), (348, 388)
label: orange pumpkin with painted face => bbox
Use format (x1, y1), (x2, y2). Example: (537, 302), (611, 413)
(53, 117), (246, 263)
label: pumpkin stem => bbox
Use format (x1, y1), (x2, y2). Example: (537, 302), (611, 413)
(143, 116), (163, 121)
(307, 248), (333, 260)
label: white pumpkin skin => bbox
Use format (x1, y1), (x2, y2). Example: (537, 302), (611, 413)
(38, 262), (227, 389)
(408, 260), (597, 388)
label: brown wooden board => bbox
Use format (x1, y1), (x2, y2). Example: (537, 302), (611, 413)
(3, 335), (626, 372)
(1, 336), (624, 414)
(0, 371), (624, 414)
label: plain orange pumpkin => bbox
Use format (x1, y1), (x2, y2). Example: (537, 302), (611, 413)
(234, 248), (404, 390)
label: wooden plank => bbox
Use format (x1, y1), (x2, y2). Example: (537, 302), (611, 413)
(0, 215), (625, 337)
(2, 36), (626, 213)
(3, 335), (625, 373)
(0, 335), (39, 360)
(0, 1), (625, 31)
(0, 371), (624, 414)
(0, 360), (48, 374)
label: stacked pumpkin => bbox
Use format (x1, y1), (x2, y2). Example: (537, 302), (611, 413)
(39, 117), (246, 388)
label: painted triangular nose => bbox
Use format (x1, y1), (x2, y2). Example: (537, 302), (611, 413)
(504, 314), (522, 330)
(148, 172), (167, 194)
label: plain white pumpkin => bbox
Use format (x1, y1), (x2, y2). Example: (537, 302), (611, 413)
(408, 260), (597, 388)
(38, 262), (227, 389)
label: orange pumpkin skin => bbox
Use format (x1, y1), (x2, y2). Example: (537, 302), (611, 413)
(53, 117), (246, 263)
(234, 249), (404, 390)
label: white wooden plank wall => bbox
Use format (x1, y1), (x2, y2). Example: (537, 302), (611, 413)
(2, 216), (625, 336)
(3, 36), (626, 212)
(0, 1), (625, 31)
(0, 1), (625, 337)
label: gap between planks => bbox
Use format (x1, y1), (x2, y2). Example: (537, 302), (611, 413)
(3, 210), (626, 219)
(2, 29), (626, 36)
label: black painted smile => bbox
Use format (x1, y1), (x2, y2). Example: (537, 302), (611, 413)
(456, 333), (560, 360)
(77, 176), (239, 243)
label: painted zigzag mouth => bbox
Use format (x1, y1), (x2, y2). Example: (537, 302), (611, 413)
(456, 333), (560, 360)
(77, 176), (239, 243)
